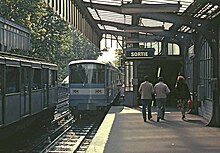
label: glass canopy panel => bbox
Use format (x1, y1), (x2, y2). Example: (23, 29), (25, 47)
(140, 18), (173, 30)
(88, 8), (132, 24)
(98, 24), (125, 31)
(84, 0), (194, 32)
(141, 0), (194, 13)
(83, 0), (132, 6)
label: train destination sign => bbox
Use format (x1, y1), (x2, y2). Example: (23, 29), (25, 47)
(125, 48), (155, 59)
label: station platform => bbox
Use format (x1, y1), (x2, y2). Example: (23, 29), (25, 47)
(87, 106), (220, 153)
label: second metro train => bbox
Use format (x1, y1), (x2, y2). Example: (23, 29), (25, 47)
(0, 51), (58, 143)
(68, 60), (123, 115)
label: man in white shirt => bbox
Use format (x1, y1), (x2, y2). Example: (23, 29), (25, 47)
(154, 77), (170, 122)
(138, 75), (154, 122)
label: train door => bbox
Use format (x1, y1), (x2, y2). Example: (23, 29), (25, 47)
(0, 64), (3, 125)
(21, 66), (31, 116)
(42, 68), (49, 108)
(31, 66), (42, 113)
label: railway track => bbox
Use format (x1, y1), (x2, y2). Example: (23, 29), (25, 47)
(2, 86), (109, 152)
(17, 107), (108, 153)
(18, 109), (73, 152)
(18, 111), (107, 153)
(41, 111), (107, 153)
(17, 92), (72, 152)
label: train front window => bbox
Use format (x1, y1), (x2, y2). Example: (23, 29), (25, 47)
(70, 63), (105, 84)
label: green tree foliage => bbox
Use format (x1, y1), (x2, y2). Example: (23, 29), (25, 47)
(0, 0), (101, 82)
(113, 48), (123, 68)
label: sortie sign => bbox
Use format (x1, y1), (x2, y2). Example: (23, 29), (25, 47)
(125, 48), (155, 59)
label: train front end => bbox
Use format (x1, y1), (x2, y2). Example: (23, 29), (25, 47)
(68, 61), (108, 114)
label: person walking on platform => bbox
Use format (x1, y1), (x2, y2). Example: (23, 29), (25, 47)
(175, 75), (191, 120)
(154, 77), (170, 122)
(138, 75), (154, 122)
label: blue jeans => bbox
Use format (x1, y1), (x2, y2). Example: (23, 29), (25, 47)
(156, 98), (166, 118)
(141, 99), (152, 121)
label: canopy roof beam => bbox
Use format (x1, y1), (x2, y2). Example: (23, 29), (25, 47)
(83, 2), (181, 14)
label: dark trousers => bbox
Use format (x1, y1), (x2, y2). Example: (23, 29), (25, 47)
(141, 99), (152, 121)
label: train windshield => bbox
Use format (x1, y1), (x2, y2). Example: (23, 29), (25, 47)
(69, 63), (105, 84)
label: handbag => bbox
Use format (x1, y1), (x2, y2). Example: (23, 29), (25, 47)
(188, 99), (193, 109)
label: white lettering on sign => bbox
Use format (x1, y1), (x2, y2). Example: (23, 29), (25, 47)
(130, 52), (148, 57)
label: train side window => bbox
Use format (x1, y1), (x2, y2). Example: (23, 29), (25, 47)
(98, 69), (105, 83)
(92, 67), (104, 83)
(32, 69), (42, 90)
(6, 66), (20, 93)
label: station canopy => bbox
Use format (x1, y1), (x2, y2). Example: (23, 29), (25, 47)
(81, 0), (220, 45)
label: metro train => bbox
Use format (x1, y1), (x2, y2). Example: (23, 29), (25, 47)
(0, 51), (58, 142)
(68, 60), (123, 115)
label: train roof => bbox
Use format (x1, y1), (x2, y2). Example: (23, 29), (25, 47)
(0, 51), (46, 62)
(0, 51), (57, 69)
(69, 60), (122, 72)
(69, 60), (107, 66)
